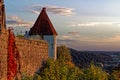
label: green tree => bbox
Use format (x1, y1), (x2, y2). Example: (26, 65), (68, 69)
(37, 58), (82, 80)
(36, 46), (82, 80)
(57, 45), (72, 62)
(21, 73), (33, 80)
(16, 34), (24, 38)
(110, 64), (120, 80)
(80, 63), (108, 80)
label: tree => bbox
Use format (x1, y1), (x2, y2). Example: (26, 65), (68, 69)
(80, 62), (108, 80)
(36, 46), (82, 80)
(57, 45), (72, 62)
(21, 73), (33, 80)
(110, 65), (120, 80)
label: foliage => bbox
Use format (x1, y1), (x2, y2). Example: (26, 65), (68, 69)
(37, 58), (82, 80)
(16, 35), (24, 38)
(80, 62), (108, 80)
(110, 65), (120, 80)
(21, 73), (33, 80)
(57, 45), (72, 62)
(37, 45), (82, 80)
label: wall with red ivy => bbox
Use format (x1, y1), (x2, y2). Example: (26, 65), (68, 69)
(0, 30), (48, 79)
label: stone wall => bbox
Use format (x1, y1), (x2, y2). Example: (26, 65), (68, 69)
(0, 30), (48, 79)
(16, 37), (48, 76)
(0, 29), (8, 80)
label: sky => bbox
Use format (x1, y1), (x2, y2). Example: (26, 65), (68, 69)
(4, 0), (120, 51)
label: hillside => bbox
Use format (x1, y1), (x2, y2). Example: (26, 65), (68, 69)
(70, 49), (113, 68)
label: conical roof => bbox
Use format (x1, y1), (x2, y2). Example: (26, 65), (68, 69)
(29, 8), (57, 35)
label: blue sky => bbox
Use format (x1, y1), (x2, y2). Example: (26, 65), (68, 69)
(4, 0), (120, 51)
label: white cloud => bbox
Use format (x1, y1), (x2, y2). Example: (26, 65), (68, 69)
(7, 16), (20, 20)
(27, 5), (75, 16)
(58, 33), (120, 44)
(68, 32), (79, 35)
(6, 15), (32, 28)
(58, 35), (71, 40)
(27, 10), (40, 14)
(71, 22), (120, 27)
(57, 34), (120, 50)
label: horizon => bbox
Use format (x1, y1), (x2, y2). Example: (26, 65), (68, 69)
(70, 47), (120, 52)
(5, 0), (120, 51)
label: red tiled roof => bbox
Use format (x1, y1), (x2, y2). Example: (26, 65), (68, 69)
(29, 8), (57, 35)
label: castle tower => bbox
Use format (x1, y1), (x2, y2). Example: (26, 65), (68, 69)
(29, 8), (57, 60)
(0, 0), (6, 33)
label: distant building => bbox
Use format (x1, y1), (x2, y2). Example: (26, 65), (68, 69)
(28, 8), (58, 60)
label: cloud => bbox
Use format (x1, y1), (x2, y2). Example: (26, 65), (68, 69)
(70, 22), (120, 27)
(57, 35), (71, 40)
(57, 34), (120, 51)
(27, 10), (40, 14)
(94, 36), (120, 43)
(27, 5), (75, 16)
(58, 33), (120, 45)
(6, 15), (32, 28)
(7, 16), (20, 20)
(68, 32), (79, 35)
